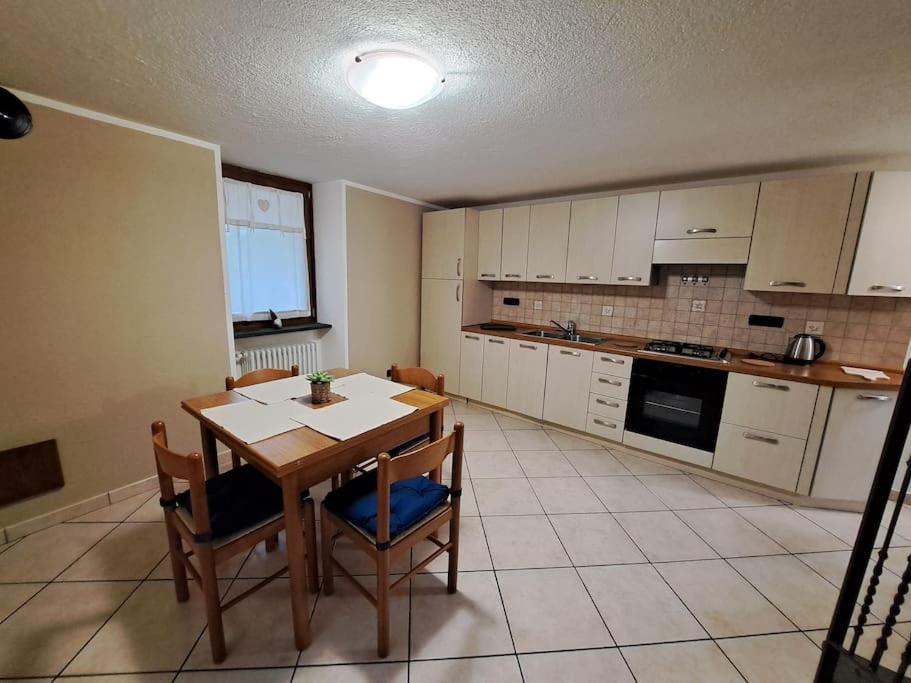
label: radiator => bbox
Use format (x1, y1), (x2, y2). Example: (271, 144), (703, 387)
(236, 341), (320, 376)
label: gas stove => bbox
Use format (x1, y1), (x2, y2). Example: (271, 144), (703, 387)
(642, 339), (730, 362)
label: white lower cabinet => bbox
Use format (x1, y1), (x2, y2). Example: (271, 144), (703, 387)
(506, 339), (548, 419)
(481, 336), (509, 407)
(720, 373), (818, 439)
(589, 372), (630, 401)
(543, 345), (593, 431)
(458, 332), (485, 401)
(713, 423), (806, 491)
(587, 413), (625, 441)
(588, 394), (627, 421)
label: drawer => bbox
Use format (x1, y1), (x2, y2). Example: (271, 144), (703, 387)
(590, 372), (630, 400)
(592, 351), (632, 378)
(721, 372), (819, 439)
(588, 394), (627, 421)
(713, 422), (807, 492)
(586, 413), (624, 442)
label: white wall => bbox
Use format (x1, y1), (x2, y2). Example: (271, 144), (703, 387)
(312, 180), (349, 370)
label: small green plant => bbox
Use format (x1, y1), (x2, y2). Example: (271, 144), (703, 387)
(306, 371), (334, 384)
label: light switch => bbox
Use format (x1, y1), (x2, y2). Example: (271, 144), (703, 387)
(691, 300), (706, 313)
(601, 305), (614, 316)
(533, 300), (543, 310)
(805, 320), (825, 334)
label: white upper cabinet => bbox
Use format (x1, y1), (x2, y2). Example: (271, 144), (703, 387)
(500, 205), (530, 282)
(656, 183), (760, 239)
(477, 209), (503, 281)
(422, 208), (465, 279)
(526, 201), (571, 282)
(611, 192), (659, 286)
(565, 197), (618, 284)
(848, 171), (911, 297)
(745, 174), (856, 294)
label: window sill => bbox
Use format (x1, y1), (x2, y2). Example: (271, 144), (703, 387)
(233, 321), (332, 340)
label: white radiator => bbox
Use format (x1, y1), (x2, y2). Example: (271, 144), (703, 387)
(236, 342), (320, 375)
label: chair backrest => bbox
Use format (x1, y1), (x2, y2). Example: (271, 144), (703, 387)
(389, 364), (445, 396)
(151, 421), (211, 538)
(375, 422), (464, 545)
(226, 364), (300, 390)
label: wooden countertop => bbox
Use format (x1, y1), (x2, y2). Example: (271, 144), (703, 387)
(462, 322), (904, 390)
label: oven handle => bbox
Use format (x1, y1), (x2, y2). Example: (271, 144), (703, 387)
(743, 431), (779, 445)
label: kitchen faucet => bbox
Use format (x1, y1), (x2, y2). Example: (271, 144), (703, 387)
(550, 319), (577, 337)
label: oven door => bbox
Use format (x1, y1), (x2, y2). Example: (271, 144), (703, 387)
(625, 358), (728, 452)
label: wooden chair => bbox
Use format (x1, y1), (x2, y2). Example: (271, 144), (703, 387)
(320, 422), (464, 658)
(151, 420), (318, 663)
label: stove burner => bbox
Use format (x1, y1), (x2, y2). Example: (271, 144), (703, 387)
(643, 339), (726, 361)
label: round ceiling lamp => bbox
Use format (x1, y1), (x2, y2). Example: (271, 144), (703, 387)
(347, 51), (444, 110)
(0, 87), (33, 139)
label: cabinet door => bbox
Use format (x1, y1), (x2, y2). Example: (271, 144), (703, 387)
(481, 336), (510, 407)
(720, 373), (819, 439)
(506, 339), (548, 419)
(656, 183), (759, 239)
(458, 332), (485, 400)
(477, 209), (503, 281)
(713, 423), (806, 492)
(500, 205), (530, 282)
(744, 175), (855, 294)
(848, 172), (911, 297)
(543, 345), (593, 430)
(612, 192), (659, 286)
(527, 202), (571, 282)
(422, 209), (465, 280)
(565, 197), (617, 284)
(419, 279), (463, 394)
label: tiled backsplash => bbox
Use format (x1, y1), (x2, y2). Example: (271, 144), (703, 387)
(491, 265), (911, 369)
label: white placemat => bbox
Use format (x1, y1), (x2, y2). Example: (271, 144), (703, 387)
(290, 395), (417, 441)
(201, 401), (301, 444)
(231, 375), (314, 404)
(332, 372), (413, 400)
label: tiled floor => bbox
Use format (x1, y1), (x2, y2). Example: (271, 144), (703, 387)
(2, 399), (910, 681)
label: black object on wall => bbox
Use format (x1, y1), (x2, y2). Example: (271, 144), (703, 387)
(0, 87), (32, 139)
(748, 314), (785, 328)
(503, 297), (520, 306)
(0, 439), (63, 507)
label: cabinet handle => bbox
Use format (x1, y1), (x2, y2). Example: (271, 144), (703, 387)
(857, 394), (891, 401)
(488, 338), (505, 345)
(560, 349), (581, 357)
(601, 356), (625, 364)
(456, 258), (462, 277)
(519, 343), (537, 350)
(685, 227), (718, 235)
(595, 398), (620, 408)
(536, 274), (555, 279)
(616, 276), (643, 282)
(870, 284), (905, 292)
(577, 275), (599, 280)
(593, 418), (617, 429)
(769, 281), (806, 287)
(743, 431), (779, 445)
(465, 334), (479, 341)
(505, 273), (523, 278)
(456, 284), (461, 302)
(480, 273), (497, 278)
(598, 377), (623, 386)
(752, 380), (789, 391)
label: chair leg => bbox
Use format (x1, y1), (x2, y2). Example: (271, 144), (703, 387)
(230, 451), (242, 469)
(320, 509), (334, 595)
(198, 544), (226, 663)
(164, 517), (189, 602)
(303, 498), (319, 594)
(377, 549), (390, 658)
(265, 535), (279, 553)
(447, 515), (460, 594)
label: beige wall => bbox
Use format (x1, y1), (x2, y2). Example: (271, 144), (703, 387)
(344, 187), (425, 377)
(0, 104), (230, 526)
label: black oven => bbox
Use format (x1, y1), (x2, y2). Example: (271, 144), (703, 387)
(625, 358), (728, 452)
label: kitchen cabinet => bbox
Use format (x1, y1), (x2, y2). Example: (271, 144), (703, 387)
(744, 174), (856, 294)
(588, 394), (627, 422)
(720, 373), (818, 439)
(420, 279), (465, 394)
(543, 345), (593, 430)
(422, 208), (465, 279)
(458, 332), (485, 401)
(526, 201), (571, 283)
(592, 351), (633, 379)
(589, 372), (630, 401)
(506, 339), (548, 419)
(611, 192), (658, 286)
(656, 183), (760, 239)
(500, 205), (530, 282)
(565, 197), (617, 284)
(586, 413), (625, 442)
(477, 209), (503, 281)
(481, 336), (509, 407)
(713, 423), (807, 491)
(848, 171), (911, 297)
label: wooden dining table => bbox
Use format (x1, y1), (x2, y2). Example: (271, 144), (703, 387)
(181, 367), (450, 649)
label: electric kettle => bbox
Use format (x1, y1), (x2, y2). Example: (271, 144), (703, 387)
(784, 334), (826, 365)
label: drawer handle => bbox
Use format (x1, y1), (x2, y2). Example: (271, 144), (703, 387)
(769, 281), (806, 288)
(480, 273), (497, 278)
(593, 419), (617, 429)
(598, 378), (623, 386)
(536, 274), (555, 279)
(857, 394), (892, 401)
(595, 398), (620, 408)
(752, 380), (790, 391)
(488, 338), (505, 345)
(686, 227), (718, 234)
(560, 349), (581, 357)
(870, 284), (905, 292)
(519, 343), (537, 350)
(465, 334), (480, 340)
(577, 275), (599, 280)
(616, 276), (643, 282)
(601, 356), (625, 364)
(505, 273), (523, 278)
(743, 431), (779, 445)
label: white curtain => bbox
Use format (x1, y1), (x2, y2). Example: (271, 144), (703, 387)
(223, 179), (310, 320)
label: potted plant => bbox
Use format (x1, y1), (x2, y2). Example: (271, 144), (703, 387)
(306, 371), (334, 404)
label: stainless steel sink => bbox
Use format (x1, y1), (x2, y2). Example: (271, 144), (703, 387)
(519, 329), (607, 345)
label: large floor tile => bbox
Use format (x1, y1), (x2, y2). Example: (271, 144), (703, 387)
(806, 627), (909, 673)
(544, 429), (605, 450)
(292, 662), (406, 682)
(611, 451), (682, 475)
(504, 429), (558, 451)
(410, 655), (522, 682)
(494, 413), (542, 430)
(181, 670), (294, 683)
(0, 581), (135, 677)
(497, 567), (613, 652)
(529, 477), (605, 513)
(410, 571), (514, 659)
(75, 674), (174, 683)
(735, 506), (849, 553)
(520, 648), (634, 683)
(465, 451), (524, 478)
(455, 413), (501, 430)
(622, 641), (743, 683)
(0, 582), (43, 621)
(451, 401), (492, 416)
(414, 516), (492, 572)
(58, 522), (168, 581)
(638, 475), (725, 510)
(550, 513), (646, 566)
(472, 478), (543, 515)
(579, 564), (707, 645)
(514, 450), (577, 477)
(482, 515), (570, 569)
(126, 494), (167, 522)
(798, 550), (902, 623)
(149, 547), (250, 581)
(0, 522), (116, 582)
(676, 508), (787, 558)
(614, 511), (718, 562)
(794, 506), (909, 548)
(689, 475), (782, 507)
(70, 492), (157, 523)
(729, 555), (839, 630)
(459, 479), (480, 517)
(656, 559), (793, 637)
(718, 632), (820, 683)
(585, 475), (667, 512)
(237, 532), (295, 578)
(462, 429), (509, 451)
(563, 449), (630, 476)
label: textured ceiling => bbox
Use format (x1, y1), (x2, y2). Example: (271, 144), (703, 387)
(1, 0), (910, 205)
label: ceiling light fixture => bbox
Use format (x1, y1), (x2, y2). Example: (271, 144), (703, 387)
(347, 51), (444, 110)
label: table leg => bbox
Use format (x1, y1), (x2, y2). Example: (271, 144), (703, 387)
(199, 424), (219, 478)
(282, 475), (312, 650)
(429, 407), (444, 484)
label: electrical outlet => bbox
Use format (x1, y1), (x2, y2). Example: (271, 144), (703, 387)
(806, 320), (825, 334)
(691, 299), (706, 313)
(601, 305), (614, 317)
(533, 300), (543, 310)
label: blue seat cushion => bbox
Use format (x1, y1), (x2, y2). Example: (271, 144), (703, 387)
(324, 470), (450, 541)
(174, 464), (308, 541)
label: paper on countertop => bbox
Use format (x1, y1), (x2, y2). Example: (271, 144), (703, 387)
(231, 375), (314, 404)
(331, 372), (414, 400)
(841, 366), (891, 382)
(290, 395), (417, 441)
(201, 401), (301, 444)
